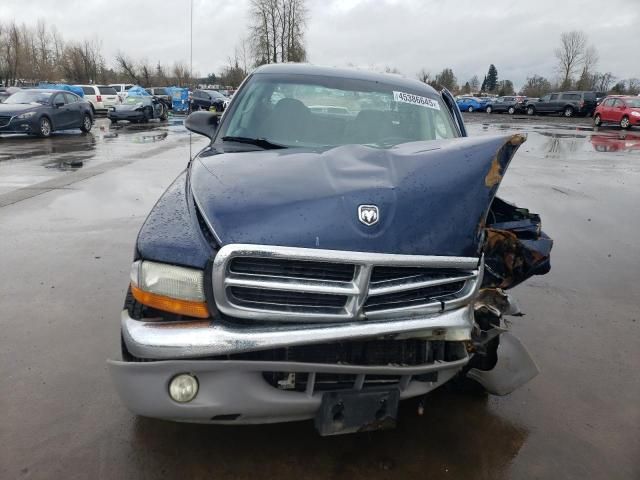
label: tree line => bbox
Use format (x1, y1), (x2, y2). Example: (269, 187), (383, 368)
(0, 19), (200, 87)
(416, 31), (639, 97)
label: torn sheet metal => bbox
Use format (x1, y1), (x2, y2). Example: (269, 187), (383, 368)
(482, 197), (553, 289)
(467, 332), (539, 395)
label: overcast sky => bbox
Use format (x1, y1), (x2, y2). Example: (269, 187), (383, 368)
(1, 0), (638, 88)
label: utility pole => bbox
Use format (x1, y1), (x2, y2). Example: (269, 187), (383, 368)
(189, 0), (193, 160)
(190, 0), (193, 85)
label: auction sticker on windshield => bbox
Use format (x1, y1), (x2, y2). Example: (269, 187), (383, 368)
(393, 91), (440, 110)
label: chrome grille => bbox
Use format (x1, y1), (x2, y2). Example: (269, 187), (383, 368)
(212, 244), (482, 322)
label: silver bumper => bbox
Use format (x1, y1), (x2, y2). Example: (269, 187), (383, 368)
(107, 356), (467, 424)
(121, 306), (475, 359)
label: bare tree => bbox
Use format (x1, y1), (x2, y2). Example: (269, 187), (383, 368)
(250, 0), (307, 66)
(520, 74), (552, 97)
(594, 72), (616, 92)
(555, 31), (587, 88)
(469, 75), (480, 92)
(116, 52), (140, 84)
(172, 61), (190, 87)
(417, 68), (431, 84)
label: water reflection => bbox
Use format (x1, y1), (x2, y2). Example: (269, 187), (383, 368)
(590, 130), (640, 153)
(0, 132), (97, 163)
(129, 390), (528, 479)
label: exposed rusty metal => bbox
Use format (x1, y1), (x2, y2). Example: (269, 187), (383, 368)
(485, 157), (503, 187)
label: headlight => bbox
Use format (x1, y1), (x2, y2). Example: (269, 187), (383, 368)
(631, 111), (640, 117)
(130, 260), (210, 318)
(17, 111), (36, 119)
(109, 107), (116, 111)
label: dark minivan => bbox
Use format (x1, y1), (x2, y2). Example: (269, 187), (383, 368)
(526, 91), (597, 117)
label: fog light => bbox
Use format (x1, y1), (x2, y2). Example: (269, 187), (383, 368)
(169, 373), (199, 403)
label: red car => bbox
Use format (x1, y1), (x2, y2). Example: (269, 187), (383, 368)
(593, 96), (640, 129)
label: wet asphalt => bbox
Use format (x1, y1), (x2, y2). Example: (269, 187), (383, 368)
(0, 114), (638, 479)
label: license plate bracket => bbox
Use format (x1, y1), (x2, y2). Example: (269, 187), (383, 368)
(314, 388), (400, 436)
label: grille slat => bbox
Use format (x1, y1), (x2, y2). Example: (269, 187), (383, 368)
(364, 281), (466, 311)
(213, 245), (481, 322)
(230, 286), (348, 309)
(231, 257), (355, 282)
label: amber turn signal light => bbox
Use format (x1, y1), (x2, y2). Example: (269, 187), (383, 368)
(131, 284), (210, 318)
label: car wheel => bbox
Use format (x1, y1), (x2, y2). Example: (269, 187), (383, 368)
(38, 117), (52, 137)
(620, 116), (630, 129)
(527, 106), (535, 116)
(80, 114), (93, 133)
(468, 106), (474, 112)
(486, 106), (492, 114)
(564, 106), (574, 117)
(594, 114), (602, 127)
(508, 106), (515, 115)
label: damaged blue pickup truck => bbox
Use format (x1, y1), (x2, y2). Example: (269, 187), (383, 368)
(108, 64), (552, 435)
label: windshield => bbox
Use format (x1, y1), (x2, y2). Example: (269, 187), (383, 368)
(5, 91), (52, 105)
(626, 98), (640, 108)
(219, 73), (458, 149)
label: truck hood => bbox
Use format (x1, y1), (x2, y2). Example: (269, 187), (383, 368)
(190, 134), (525, 257)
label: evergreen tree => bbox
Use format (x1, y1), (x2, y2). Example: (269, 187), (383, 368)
(480, 75), (487, 92)
(486, 64), (498, 92)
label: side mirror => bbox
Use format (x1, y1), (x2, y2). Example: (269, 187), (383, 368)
(55, 101), (65, 108)
(185, 111), (220, 139)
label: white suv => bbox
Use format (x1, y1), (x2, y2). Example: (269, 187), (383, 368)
(109, 84), (135, 102)
(76, 85), (120, 113)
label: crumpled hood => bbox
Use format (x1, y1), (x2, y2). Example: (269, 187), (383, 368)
(190, 134), (525, 257)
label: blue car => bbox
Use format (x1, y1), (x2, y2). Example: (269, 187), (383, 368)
(108, 64), (552, 435)
(456, 96), (489, 112)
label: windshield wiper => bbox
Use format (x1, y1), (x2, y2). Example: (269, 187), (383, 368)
(222, 136), (287, 150)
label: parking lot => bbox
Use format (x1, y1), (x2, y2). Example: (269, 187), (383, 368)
(0, 115), (638, 479)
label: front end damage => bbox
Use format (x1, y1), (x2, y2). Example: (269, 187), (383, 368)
(108, 133), (552, 434)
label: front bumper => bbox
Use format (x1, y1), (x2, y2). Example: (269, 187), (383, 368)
(120, 306), (474, 359)
(111, 306), (473, 423)
(108, 110), (144, 121)
(0, 117), (39, 134)
(108, 354), (467, 424)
